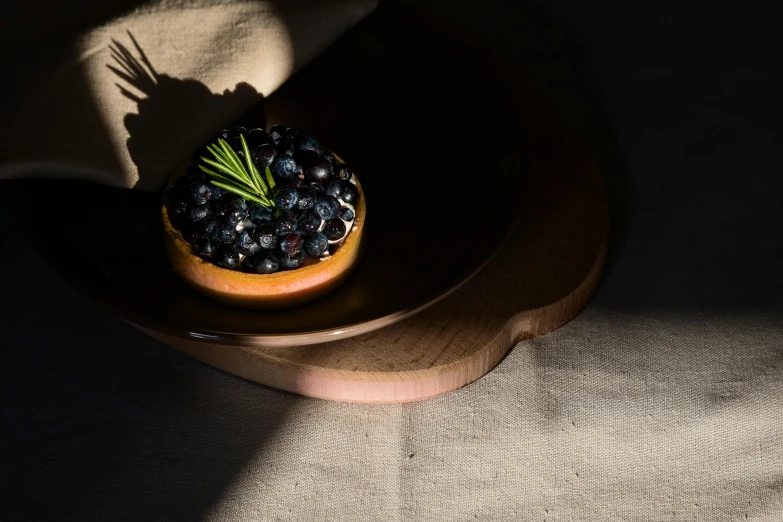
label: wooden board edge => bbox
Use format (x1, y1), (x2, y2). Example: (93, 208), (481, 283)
(136, 230), (606, 403)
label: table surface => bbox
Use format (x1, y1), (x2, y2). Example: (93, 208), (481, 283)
(2, 1), (782, 521)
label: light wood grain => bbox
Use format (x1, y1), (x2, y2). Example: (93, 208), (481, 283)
(140, 117), (608, 402)
(135, 5), (609, 402)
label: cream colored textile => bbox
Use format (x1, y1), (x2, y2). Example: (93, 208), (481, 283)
(2, 1), (781, 521)
(0, 0), (377, 190)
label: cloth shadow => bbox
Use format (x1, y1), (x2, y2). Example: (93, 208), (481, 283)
(0, 195), (299, 521)
(1, 5), (375, 521)
(0, 32), (279, 522)
(108, 32), (263, 191)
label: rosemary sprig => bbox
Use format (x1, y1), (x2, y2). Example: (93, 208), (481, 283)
(197, 135), (276, 208)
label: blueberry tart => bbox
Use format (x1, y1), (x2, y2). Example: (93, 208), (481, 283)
(162, 126), (366, 308)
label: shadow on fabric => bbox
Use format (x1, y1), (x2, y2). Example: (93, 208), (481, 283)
(0, 2), (645, 521)
(107, 32), (262, 191)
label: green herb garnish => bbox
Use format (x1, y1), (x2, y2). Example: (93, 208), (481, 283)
(197, 135), (276, 208)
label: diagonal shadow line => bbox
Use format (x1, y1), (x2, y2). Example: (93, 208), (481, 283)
(108, 36), (158, 101)
(3, 0), (372, 520)
(105, 31), (263, 192)
(112, 34), (152, 79)
(6, 2), (783, 516)
(114, 82), (141, 104)
(2, 21), (294, 522)
(127, 30), (159, 79)
(106, 65), (136, 90)
(0, 1), (642, 520)
(3, 3), (613, 520)
(108, 48), (136, 78)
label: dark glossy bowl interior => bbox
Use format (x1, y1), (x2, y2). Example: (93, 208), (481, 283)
(8, 7), (527, 341)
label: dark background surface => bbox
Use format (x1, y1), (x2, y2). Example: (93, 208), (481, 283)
(3, 7), (528, 339)
(2, 1), (782, 520)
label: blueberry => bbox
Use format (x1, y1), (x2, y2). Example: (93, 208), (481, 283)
(209, 182), (229, 200)
(338, 207), (354, 221)
(314, 194), (340, 220)
(278, 138), (295, 157)
(325, 179), (344, 199)
(273, 186), (299, 210)
(249, 203), (273, 223)
(217, 197), (248, 224)
(214, 217), (237, 245)
(252, 143), (277, 169)
(214, 245), (240, 270)
(304, 233), (329, 258)
(247, 128), (269, 149)
(280, 233), (303, 255)
(294, 134), (320, 164)
(198, 219), (219, 241)
(189, 182), (213, 206)
(253, 221), (278, 249)
(271, 154), (298, 179)
(169, 202), (189, 226)
(240, 254), (256, 273)
(234, 230), (260, 256)
(197, 238), (217, 259)
(244, 251), (280, 274)
(285, 127), (300, 138)
(238, 218), (257, 233)
(256, 253), (281, 274)
(289, 177), (306, 189)
(182, 173), (208, 192)
(268, 125), (285, 145)
(189, 204), (213, 222)
(229, 126), (248, 150)
(333, 163), (352, 181)
(341, 182), (360, 205)
(308, 181), (325, 193)
(279, 249), (306, 270)
(305, 157), (333, 183)
(276, 214), (299, 236)
(321, 150), (335, 165)
(296, 189), (316, 210)
(298, 209), (322, 234)
(324, 218), (346, 241)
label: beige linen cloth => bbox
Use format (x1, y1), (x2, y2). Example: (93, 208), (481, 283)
(0, 0), (377, 191)
(3, 1), (783, 521)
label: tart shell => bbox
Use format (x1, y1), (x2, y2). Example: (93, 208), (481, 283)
(162, 161), (366, 309)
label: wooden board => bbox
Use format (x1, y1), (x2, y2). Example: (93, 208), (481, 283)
(141, 116), (608, 402)
(133, 5), (609, 403)
(6, 5), (607, 403)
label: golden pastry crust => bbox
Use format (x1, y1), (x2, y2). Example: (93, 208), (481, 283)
(162, 161), (366, 309)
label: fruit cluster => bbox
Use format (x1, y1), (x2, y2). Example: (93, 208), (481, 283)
(165, 125), (360, 274)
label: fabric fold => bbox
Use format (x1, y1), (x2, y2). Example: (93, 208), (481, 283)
(0, 0), (377, 191)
